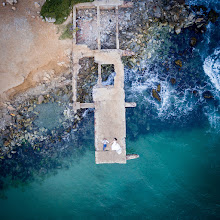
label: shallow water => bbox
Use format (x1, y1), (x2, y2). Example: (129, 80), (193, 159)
(0, 127), (219, 219)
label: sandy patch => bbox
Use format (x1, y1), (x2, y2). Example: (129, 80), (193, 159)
(0, 0), (72, 102)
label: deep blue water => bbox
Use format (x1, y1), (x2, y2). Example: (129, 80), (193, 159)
(0, 0), (220, 219)
(0, 127), (219, 219)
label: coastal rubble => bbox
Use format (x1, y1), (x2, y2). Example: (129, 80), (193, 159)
(6, 0), (17, 5)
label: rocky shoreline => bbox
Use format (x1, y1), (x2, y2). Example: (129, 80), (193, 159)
(0, 0), (219, 193)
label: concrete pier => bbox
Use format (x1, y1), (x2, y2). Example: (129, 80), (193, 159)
(72, 0), (136, 164)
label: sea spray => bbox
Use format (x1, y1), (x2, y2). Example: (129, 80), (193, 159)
(203, 47), (220, 92)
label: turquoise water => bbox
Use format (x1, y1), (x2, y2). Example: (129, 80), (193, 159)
(0, 127), (219, 219)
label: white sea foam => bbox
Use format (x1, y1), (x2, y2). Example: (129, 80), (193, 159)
(102, 72), (116, 86)
(126, 66), (198, 120)
(203, 48), (220, 92)
(204, 105), (220, 133)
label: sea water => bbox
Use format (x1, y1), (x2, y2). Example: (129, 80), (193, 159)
(0, 127), (219, 219)
(0, 0), (220, 219)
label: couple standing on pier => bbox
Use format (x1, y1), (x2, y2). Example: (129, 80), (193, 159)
(102, 138), (122, 154)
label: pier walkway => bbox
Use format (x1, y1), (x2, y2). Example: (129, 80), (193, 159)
(72, 0), (136, 164)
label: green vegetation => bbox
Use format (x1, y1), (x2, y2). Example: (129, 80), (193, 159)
(41, 0), (94, 24)
(59, 23), (79, 40)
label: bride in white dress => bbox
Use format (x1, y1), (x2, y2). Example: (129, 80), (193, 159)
(111, 138), (122, 154)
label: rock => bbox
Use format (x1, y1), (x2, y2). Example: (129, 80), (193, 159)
(157, 84), (161, 92)
(38, 95), (44, 104)
(3, 141), (10, 147)
(196, 23), (205, 29)
(170, 78), (176, 85)
(10, 140), (15, 146)
(208, 9), (219, 23)
(7, 105), (16, 111)
(12, 6), (16, 10)
(174, 0), (185, 4)
(7, 154), (12, 159)
(175, 26), (181, 34)
(188, 12), (196, 21)
(195, 17), (204, 23)
(152, 89), (161, 102)
(153, 6), (161, 18)
(28, 107), (34, 112)
(164, 5), (171, 11)
(4, 114), (12, 123)
(193, 90), (198, 96)
(34, 2), (40, 8)
(130, 57), (137, 65)
(203, 91), (213, 99)
(175, 60), (182, 67)
(57, 62), (65, 66)
(6, 0), (17, 5)
(126, 154), (139, 160)
(45, 17), (56, 23)
(190, 37), (197, 47)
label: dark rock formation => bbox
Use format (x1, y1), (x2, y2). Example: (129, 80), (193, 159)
(170, 78), (176, 85)
(203, 91), (214, 99)
(190, 37), (197, 47)
(152, 89), (161, 102)
(175, 60), (182, 67)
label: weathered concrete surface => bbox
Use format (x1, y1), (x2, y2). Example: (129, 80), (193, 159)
(95, 150), (126, 164)
(94, 86), (126, 164)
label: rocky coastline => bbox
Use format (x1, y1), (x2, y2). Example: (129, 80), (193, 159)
(0, 0), (218, 193)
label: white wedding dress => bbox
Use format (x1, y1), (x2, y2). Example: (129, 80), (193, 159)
(111, 141), (122, 154)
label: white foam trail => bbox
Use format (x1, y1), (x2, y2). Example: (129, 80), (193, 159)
(203, 48), (220, 92)
(204, 106), (220, 133)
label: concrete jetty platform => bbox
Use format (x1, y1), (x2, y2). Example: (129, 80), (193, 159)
(72, 0), (136, 164)
(94, 85), (126, 163)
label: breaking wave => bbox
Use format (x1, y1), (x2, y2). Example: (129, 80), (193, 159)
(203, 48), (220, 92)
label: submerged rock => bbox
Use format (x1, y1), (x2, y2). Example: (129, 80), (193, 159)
(152, 89), (161, 102)
(190, 37), (197, 47)
(175, 26), (181, 35)
(38, 95), (44, 104)
(203, 91), (213, 99)
(157, 84), (161, 92)
(208, 9), (219, 23)
(170, 78), (176, 85)
(193, 90), (199, 97)
(175, 60), (182, 67)
(153, 6), (162, 18)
